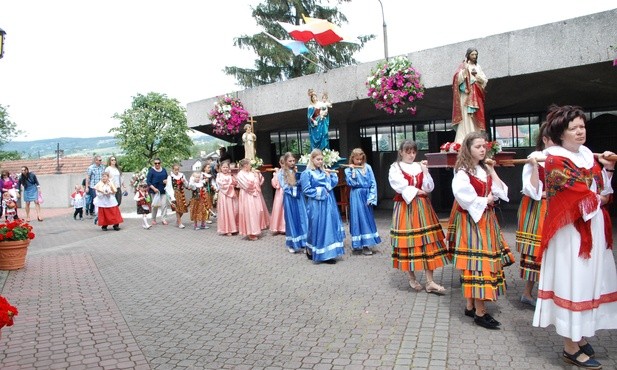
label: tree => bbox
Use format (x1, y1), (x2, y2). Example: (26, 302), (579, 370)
(111, 92), (192, 171)
(225, 0), (375, 88)
(0, 104), (23, 160)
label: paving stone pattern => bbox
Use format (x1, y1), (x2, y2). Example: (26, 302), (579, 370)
(0, 209), (615, 369)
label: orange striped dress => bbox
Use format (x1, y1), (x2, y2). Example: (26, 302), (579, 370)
(448, 167), (514, 301)
(389, 162), (449, 272)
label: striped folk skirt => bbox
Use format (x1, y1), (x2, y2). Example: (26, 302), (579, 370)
(448, 204), (513, 301)
(390, 197), (450, 272)
(515, 195), (546, 282)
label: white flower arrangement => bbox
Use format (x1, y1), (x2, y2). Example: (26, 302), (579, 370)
(298, 149), (341, 168)
(249, 156), (264, 169)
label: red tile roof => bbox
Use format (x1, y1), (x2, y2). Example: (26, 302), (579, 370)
(0, 156), (93, 176)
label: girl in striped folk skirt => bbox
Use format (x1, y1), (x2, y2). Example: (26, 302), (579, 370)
(515, 123), (553, 307)
(448, 132), (514, 330)
(389, 140), (449, 294)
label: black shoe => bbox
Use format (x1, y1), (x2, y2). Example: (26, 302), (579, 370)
(474, 314), (500, 330)
(464, 307), (475, 318)
(562, 349), (602, 369)
(306, 248), (313, 260)
(113, 225), (120, 231)
(323, 259), (337, 264)
(483, 313), (501, 326)
(101, 226), (108, 231)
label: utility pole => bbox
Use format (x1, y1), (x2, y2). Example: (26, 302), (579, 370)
(55, 143), (64, 174)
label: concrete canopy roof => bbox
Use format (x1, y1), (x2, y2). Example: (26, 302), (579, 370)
(188, 9), (617, 138)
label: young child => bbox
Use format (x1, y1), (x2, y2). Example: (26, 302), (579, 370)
(2, 191), (18, 221)
(236, 159), (270, 241)
(269, 156), (286, 235)
(279, 152), (308, 253)
(515, 122), (553, 307)
(134, 182), (152, 229)
(345, 148), (381, 255)
(448, 132), (513, 330)
(201, 163), (215, 225)
(165, 164), (189, 229)
(215, 160), (238, 236)
(188, 172), (209, 230)
(300, 149), (345, 264)
(389, 140), (449, 293)
(70, 184), (85, 220)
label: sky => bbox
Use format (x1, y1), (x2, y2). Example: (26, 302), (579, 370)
(0, 0), (615, 141)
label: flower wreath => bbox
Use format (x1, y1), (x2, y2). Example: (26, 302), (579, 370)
(208, 95), (251, 136)
(366, 55), (425, 115)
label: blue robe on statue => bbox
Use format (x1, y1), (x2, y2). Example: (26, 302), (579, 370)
(278, 170), (308, 251)
(307, 105), (329, 151)
(300, 168), (345, 262)
(344, 164), (382, 250)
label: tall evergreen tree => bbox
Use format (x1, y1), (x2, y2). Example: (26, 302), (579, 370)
(225, 0), (374, 88)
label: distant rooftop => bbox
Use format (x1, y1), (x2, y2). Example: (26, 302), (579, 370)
(0, 156), (93, 176)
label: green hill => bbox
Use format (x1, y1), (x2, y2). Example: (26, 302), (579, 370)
(2, 135), (220, 159)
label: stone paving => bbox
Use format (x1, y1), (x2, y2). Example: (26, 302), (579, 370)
(0, 208), (616, 369)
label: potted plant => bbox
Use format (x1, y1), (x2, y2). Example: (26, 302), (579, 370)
(366, 55), (425, 115)
(0, 219), (36, 270)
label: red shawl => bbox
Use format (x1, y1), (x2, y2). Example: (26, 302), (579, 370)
(539, 155), (612, 261)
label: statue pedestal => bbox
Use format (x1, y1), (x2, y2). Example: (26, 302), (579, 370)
(425, 152), (516, 168)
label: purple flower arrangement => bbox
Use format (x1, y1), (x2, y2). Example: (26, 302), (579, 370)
(208, 95), (251, 136)
(366, 56), (425, 115)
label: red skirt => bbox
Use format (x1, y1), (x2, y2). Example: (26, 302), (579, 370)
(98, 206), (124, 226)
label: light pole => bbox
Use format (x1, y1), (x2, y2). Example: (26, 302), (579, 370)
(0, 28), (6, 59)
(377, 0), (388, 60)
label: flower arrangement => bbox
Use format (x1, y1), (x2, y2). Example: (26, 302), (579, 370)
(0, 295), (18, 330)
(130, 167), (149, 190)
(0, 219), (35, 242)
(366, 55), (425, 115)
(485, 141), (502, 158)
(298, 149), (341, 168)
(439, 142), (461, 153)
(208, 95), (251, 136)
(249, 156), (264, 170)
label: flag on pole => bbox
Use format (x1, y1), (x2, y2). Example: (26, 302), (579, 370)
(263, 32), (309, 56)
(277, 16), (359, 46)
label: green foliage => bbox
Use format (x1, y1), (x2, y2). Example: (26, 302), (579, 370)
(0, 104), (23, 149)
(0, 151), (21, 161)
(110, 92), (193, 170)
(225, 0), (375, 88)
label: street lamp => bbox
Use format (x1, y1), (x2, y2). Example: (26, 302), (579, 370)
(0, 28), (6, 59)
(377, 0), (388, 60)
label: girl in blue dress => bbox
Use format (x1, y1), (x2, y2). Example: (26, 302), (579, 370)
(300, 149), (345, 264)
(344, 148), (381, 255)
(278, 152), (308, 253)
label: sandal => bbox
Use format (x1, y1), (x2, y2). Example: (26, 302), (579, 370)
(162, 220), (168, 225)
(37, 216), (43, 222)
(425, 281), (446, 295)
(408, 280), (423, 292)
(579, 342), (595, 358)
(562, 349), (602, 369)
